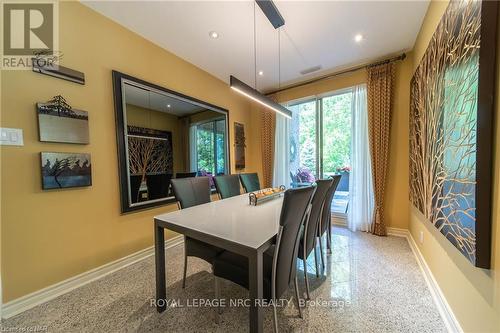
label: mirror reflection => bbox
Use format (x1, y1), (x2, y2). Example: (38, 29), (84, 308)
(122, 81), (228, 208)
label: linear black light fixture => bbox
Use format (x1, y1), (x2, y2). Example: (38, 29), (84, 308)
(255, 0), (285, 29)
(230, 0), (291, 119)
(230, 76), (292, 118)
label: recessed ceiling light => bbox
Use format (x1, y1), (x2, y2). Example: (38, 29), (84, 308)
(167, 104), (171, 108)
(209, 31), (219, 39)
(354, 34), (363, 43)
(258, 70), (264, 76)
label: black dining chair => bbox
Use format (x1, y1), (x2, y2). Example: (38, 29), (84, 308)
(214, 175), (241, 199)
(175, 172), (197, 179)
(170, 177), (222, 288)
(239, 173), (261, 192)
(297, 178), (333, 299)
(213, 186), (315, 332)
(319, 175), (341, 253)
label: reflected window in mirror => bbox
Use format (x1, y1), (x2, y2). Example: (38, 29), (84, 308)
(113, 71), (230, 213)
(190, 117), (227, 177)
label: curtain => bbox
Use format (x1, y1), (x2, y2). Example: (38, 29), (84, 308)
(260, 108), (276, 188)
(367, 62), (395, 236)
(273, 114), (290, 188)
(348, 84), (374, 232)
(189, 125), (197, 172)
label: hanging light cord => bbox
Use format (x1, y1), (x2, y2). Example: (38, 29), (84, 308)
(253, 1), (257, 89)
(253, 4), (282, 95)
(278, 27), (281, 95)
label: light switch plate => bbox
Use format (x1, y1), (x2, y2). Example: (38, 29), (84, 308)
(0, 128), (24, 146)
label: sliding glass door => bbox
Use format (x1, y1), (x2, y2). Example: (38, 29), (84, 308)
(321, 91), (352, 214)
(287, 89), (353, 215)
(288, 100), (318, 183)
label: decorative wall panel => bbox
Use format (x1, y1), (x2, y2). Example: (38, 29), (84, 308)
(409, 0), (497, 268)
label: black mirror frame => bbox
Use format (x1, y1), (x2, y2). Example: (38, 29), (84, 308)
(112, 70), (231, 213)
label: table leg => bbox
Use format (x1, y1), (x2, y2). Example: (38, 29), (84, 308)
(248, 251), (263, 333)
(155, 221), (166, 313)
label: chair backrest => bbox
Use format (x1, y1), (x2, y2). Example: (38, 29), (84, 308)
(301, 179), (333, 256)
(320, 175), (341, 235)
(239, 173), (261, 192)
(175, 172), (197, 179)
(337, 172), (349, 191)
(214, 175), (241, 199)
(146, 173), (173, 200)
(170, 177), (211, 209)
(273, 186), (315, 298)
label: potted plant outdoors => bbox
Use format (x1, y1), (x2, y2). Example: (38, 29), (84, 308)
(296, 168), (316, 184)
(198, 169), (215, 189)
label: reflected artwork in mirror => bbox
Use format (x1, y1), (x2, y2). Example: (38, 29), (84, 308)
(112, 71), (230, 213)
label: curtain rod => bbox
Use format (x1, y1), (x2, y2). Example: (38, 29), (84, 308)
(266, 53), (406, 95)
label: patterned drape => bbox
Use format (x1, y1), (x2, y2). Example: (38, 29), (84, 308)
(260, 108), (276, 188)
(367, 62), (395, 236)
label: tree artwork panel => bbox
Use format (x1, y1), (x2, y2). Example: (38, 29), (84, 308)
(41, 152), (92, 189)
(409, 0), (497, 268)
(127, 126), (173, 203)
(37, 95), (89, 144)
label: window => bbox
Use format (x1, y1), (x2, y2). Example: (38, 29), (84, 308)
(190, 118), (227, 175)
(286, 89), (353, 215)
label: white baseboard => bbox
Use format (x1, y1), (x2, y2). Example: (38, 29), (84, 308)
(386, 226), (409, 237)
(385, 228), (462, 333)
(323, 222), (460, 332)
(1, 235), (183, 319)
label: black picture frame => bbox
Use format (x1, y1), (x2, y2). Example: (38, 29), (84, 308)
(112, 71), (231, 213)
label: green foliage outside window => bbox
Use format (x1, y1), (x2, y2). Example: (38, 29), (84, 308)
(322, 93), (351, 173)
(197, 125), (214, 173)
(196, 119), (226, 175)
(297, 102), (316, 174)
(294, 92), (351, 176)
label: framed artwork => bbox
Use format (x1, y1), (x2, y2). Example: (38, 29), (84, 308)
(234, 122), (246, 170)
(127, 126), (173, 204)
(409, 0), (498, 268)
(37, 95), (89, 144)
(41, 152), (92, 189)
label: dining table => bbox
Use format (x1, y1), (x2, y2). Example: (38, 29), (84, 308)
(154, 193), (284, 333)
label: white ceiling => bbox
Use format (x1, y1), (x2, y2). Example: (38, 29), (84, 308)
(124, 83), (206, 116)
(84, 0), (429, 92)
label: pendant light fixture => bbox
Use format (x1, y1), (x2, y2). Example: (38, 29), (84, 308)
(230, 0), (292, 119)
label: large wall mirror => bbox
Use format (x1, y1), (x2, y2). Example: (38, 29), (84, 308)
(112, 71), (230, 213)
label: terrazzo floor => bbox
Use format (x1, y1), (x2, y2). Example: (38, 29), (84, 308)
(2, 226), (447, 332)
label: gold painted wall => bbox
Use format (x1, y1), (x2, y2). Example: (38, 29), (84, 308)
(267, 60), (412, 230)
(0, 2), (258, 302)
(409, 1), (500, 331)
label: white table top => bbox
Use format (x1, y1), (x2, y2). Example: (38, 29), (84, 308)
(155, 194), (283, 250)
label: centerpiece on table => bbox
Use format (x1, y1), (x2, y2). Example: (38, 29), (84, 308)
(249, 186), (286, 206)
